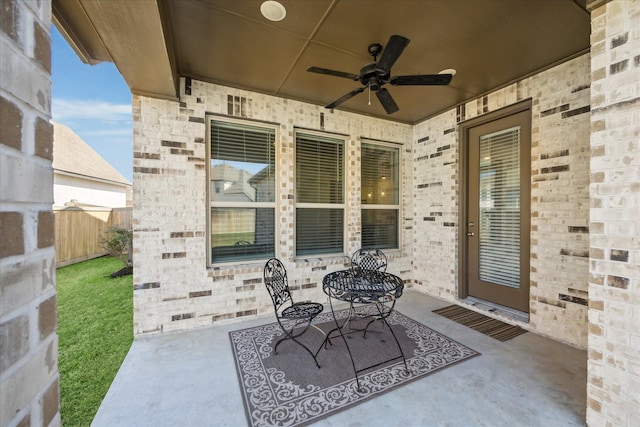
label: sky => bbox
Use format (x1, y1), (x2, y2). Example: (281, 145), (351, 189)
(51, 26), (133, 182)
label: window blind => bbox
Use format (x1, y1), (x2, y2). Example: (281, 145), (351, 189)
(361, 143), (399, 205)
(361, 209), (398, 249)
(361, 142), (400, 249)
(296, 133), (344, 204)
(211, 120), (275, 165)
(478, 127), (521, 288)
(296, 208), (344, 255)
(295, 133), (345, 256)
(209, 119), (276, 263)
(210, 120), (276, 203)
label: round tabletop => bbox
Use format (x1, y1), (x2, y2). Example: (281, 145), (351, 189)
(322, 268), (404, 304)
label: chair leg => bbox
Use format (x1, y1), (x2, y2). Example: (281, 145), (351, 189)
(273, 335), (287, 354)
(274, 319), (322, 368)
(290, 336), (321, 368)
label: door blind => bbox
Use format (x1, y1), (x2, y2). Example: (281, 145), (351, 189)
(478, 127), (521, 288)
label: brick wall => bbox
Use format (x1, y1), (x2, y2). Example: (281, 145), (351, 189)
(413, 54), (592, 348)
(411, 109), (460, 301)
(587, 1), (640, 426)
(132, 81), (413, 334)
(134, 54), (593, 349)
(0, 0), (59, 426)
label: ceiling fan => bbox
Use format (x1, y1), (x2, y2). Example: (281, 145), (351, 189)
(307, 35), (453, 115)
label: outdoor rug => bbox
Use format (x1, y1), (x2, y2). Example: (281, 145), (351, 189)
(433, 305), (527, 342)
(229, 307), (479, 427)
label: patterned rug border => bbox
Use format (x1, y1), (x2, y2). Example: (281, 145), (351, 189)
(229, 309), (480, 427)
(432, 305), (527, 341)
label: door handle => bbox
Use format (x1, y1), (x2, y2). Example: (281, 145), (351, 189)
(466, 232), (475, 236)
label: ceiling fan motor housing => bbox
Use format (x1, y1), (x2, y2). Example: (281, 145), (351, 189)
(360, 63), (387, 90)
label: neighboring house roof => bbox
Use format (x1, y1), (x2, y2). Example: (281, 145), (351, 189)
(211, 163), (250, 183)
(248, 165), (271, 184)
(52, 121), (131, 186)
(210, 163), (255, 201)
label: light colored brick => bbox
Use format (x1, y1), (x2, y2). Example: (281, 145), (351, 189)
(0, 314), (29, 371)
(587, 2), (640, 427)
(133, 89), (413, 335)
(133, 53), (594, 352)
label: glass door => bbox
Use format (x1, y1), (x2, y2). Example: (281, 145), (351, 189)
(465, 109), (531, 312)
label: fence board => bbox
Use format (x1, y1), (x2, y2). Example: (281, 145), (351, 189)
(54, 207), (132, 267)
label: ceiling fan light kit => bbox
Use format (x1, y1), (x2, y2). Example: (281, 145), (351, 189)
(307, 35), (453, 115)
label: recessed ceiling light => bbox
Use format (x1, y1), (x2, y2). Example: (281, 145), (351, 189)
(261, 1), (286, 21)
(439, 68), (457, 76)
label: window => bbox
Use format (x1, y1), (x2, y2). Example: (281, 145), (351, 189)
(361, 141), (400, 249)
(208, 118), (276, 263)
(295, 131), (345, 256)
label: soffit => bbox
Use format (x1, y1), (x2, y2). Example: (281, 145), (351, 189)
(53, 0), (590, 124)
(53, 0), (177, 99)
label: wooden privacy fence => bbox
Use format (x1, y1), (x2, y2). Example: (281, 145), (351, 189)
(54, 207), (132, 267)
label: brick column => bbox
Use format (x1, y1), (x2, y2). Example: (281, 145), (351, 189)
(587, 1), (640, 426)
(0, 0), (59, 426)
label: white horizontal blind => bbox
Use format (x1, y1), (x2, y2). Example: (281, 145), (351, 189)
(210, 120), (275, 202)
(295, 132), (344, 255)
(478, 127), (521, 288)
(296, 133), (344, 204)
(211, 120), (275, 163)
(209, 119), (276, 263)
(296, 208), (344, 255)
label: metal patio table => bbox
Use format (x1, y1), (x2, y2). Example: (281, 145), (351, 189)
(316, 267), (408, 390)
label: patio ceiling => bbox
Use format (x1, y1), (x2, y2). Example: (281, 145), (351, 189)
(52, 0), (590, 124)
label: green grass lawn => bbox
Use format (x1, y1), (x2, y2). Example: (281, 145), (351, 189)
(57, 256), (133, 427)
(212, 231), (255, 246)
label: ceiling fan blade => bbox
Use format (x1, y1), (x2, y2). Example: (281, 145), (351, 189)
(375, 35), (410, 75)
(376, 88), (399, 114)
(390, 74), (453, 86)
(325, 87), (365, 109)
(307, 66), (360, 81)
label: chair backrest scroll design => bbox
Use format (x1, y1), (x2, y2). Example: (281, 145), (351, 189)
(351, 249), (387, 272)
(264, 258), (292, 311)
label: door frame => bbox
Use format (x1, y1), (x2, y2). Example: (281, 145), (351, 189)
(458, 99), (532, 305)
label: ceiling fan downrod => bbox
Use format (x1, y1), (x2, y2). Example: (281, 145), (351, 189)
(368, 43), (383, 62)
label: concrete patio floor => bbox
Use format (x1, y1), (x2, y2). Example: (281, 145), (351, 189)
(92, 291), (587, 427)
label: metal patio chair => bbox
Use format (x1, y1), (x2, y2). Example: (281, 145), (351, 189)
(263, 258), (325, 368)
(351, 248), (388, 272)
(349, 248), (391, 332)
